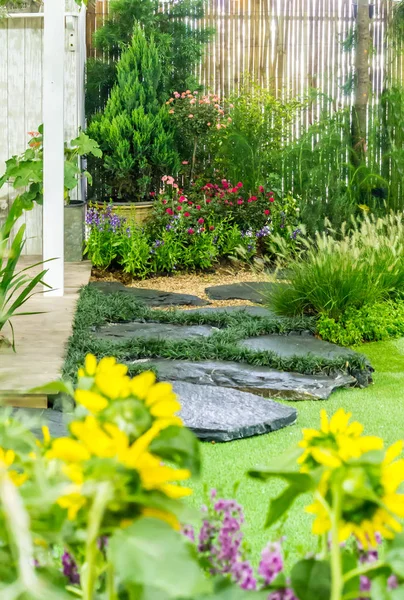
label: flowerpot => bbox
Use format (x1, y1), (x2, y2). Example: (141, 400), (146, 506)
(64, 200), (85, 262)
(5, 0), (42, 13)
(93, 200), (154, 226)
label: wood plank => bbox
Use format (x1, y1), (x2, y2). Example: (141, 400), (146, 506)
(1, 395), (48, 409)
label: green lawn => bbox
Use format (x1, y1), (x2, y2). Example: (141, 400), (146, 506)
(189, 338), (404, 564)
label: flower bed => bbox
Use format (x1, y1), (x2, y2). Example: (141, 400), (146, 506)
(85, 178), (301, 278)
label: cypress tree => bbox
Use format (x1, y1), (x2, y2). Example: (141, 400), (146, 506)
(88, 25), (180, 201)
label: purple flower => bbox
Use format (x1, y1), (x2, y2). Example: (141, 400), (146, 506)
(62, 551), (80, 585)
(182, 525), (196, 543)
(290, 228), (302, 240)
(153, 240), (164, 248)
(388, 575), (398, 589)
(269, 589), (298, 600)
(256, 225), (271, 239)
(258, 542), (284, 585)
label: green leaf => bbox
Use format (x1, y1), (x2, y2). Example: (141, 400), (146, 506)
(370, 576), (391, 600)
(386, 533), (404, 576)
(108, 517), (211, 598)
(196, 577), (269, 599)
(64, 161), (82, 191)
(291, 559), (331, 600)
(342, 550), (360, 598)
(150, 425), (201, 475)
(70, 131), (102, 157)
(265, 482), (311, 528)
(30, 380), (74, 398)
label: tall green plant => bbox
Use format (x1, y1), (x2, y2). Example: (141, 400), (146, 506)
(86, 0), (212, 117)
(88, 26), (180, 200)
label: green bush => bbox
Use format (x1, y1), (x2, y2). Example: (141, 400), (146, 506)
(268, 213), (404, 320)
(87, 26), (180, 201)
(317, 300), (404, 346)
(86, 0), (211, 117)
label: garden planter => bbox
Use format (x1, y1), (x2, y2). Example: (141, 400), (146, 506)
(94, 201), (154, 226)
(64, 200), (85, 262)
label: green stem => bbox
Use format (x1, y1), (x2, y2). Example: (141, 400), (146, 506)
(106, 562), (117, 600)
(330, 485), (343, 600)
(343, 560), (386, 584)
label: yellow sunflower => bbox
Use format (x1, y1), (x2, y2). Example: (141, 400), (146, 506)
(0, 447), (27, 487)
(306, 440), (404, 549)
(298, 409), (383, 472)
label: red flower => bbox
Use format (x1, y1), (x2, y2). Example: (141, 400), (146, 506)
(200, 227), (206, 232)
(179, 196), (186, 203)
(221, 180), (229, 189)
(188, 201), (193, 206)
(184, 211), (191, 217)
(269, 197), (275, 203)
(198, 217), (204, 224)
(196, 205), (201, 210)
(150, 191), (156, 197)
(162, 199), (168, 205)
(166, 208), (174, 215)
(237, 182), (243, 188)
(188, 228), (195, 235)
(250, 196), (257, 201)
(264, 209), (270, 215)
(237, 199), (243, 205)
(209, 225), (215, 231)
(206, 198), (212, 204)
(176, 206), (182, 211)
(259, 186), (265, 193)
(231, 187), (238, 193)
(247, 197), (254, 203)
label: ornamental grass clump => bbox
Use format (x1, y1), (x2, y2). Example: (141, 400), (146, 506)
(268, 213), (404, 320)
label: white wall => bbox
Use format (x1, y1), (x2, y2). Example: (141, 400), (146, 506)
(0, 0), (86, 255)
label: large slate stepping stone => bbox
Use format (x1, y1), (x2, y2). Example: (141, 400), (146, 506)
(185, 305), (277, 318)
(172, 381), (297, 442)
(9, 408), (69, 439)
(95, 321), (216, 342)
(205, 282), (282, 304)
(240, 333), (357, 360)
(90, 281), (209, 307)
(135, 359), (355, 401)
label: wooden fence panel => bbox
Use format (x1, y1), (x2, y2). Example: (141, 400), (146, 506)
(86, 0), (403, 100)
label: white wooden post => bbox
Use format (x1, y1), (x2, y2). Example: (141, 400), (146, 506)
(42, 0), (65, 296)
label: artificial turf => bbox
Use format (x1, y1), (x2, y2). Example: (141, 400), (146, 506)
(189, 338), (404, 565)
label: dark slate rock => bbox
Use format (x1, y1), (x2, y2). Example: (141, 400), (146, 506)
(135, 359), (355, 401)
(172, 381), (297, 442)
(9, 408), (70, 439)
(185, 305), (277, 318)
(90, 281), (209, 307)
(205, 282), (284, 304)
(95, 321), (216, 342)
(240, 333), (357, 360)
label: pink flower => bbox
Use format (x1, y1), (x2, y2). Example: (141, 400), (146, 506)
(209, 225), (215, 231)
(221, 180), (229, 189)
(269, 197), (275, 203)
(188, 114), (194, 118)
(190, 98), (196, 104)
(162, 199), (168, 205)
(166, 208), (173, 215)
(162, 175), (168, 182)
(173, 183), (179, 189)
(196, 205), (201, 210)
(228, 117), (232, 122)
(150, 191), (156, 197)
(207, 122), (211, 126)
(206, 198), (212, 204)
(184, 211), (191, 217)
(247, 197), (253, 203)
(216, 124), (221, 130)
(264, 209), (270, 215)
(198, 217), (205, 224)
(178, 196), (186, 203)
(237, 182), (243, 188)
(231, 187), (238, 193)
(188, 228), (195, 235)
(237, 199), (243, 205)
(188, 201), (193, 206)
(169, 109), (175, 114)
(166, 176), (175, 185)
(259, 185), (265, 193)
(182, 160), (189, 165)
(176, 205), (182, 211)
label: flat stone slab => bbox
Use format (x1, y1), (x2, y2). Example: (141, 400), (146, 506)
(90, 281), (209, 307)
(95, 321), (216, 342)
(185, 305), (277, 318)
(240, 333), (357, 360)
(172, 381), (297, 442)
(135, 359), (355, 401)
(9, 408), (69, 439)
(205, 282), (282, 304)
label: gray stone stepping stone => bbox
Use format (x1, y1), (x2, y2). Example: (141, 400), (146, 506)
(205, 282), (283, 304)
(90, 281), (209, 307)
(240, 333), (357, 360)
(95, 321), (216, 342)
(9, 408), (69, 439)
(135, 359), (355, 401)
(172, 381), (297, 442)
(185, 305), (277, 318)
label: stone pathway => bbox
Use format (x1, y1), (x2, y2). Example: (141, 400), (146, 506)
(173, 381), (297, 442)
(95, 321), (216, 343)
(205, 282), (276, 304)
(90, 281), (210, 307)
(134, 359), (355, 401)
(186, 305), (276, 317)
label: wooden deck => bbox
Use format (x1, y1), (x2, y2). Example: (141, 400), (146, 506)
(0, 258), (91, 407)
